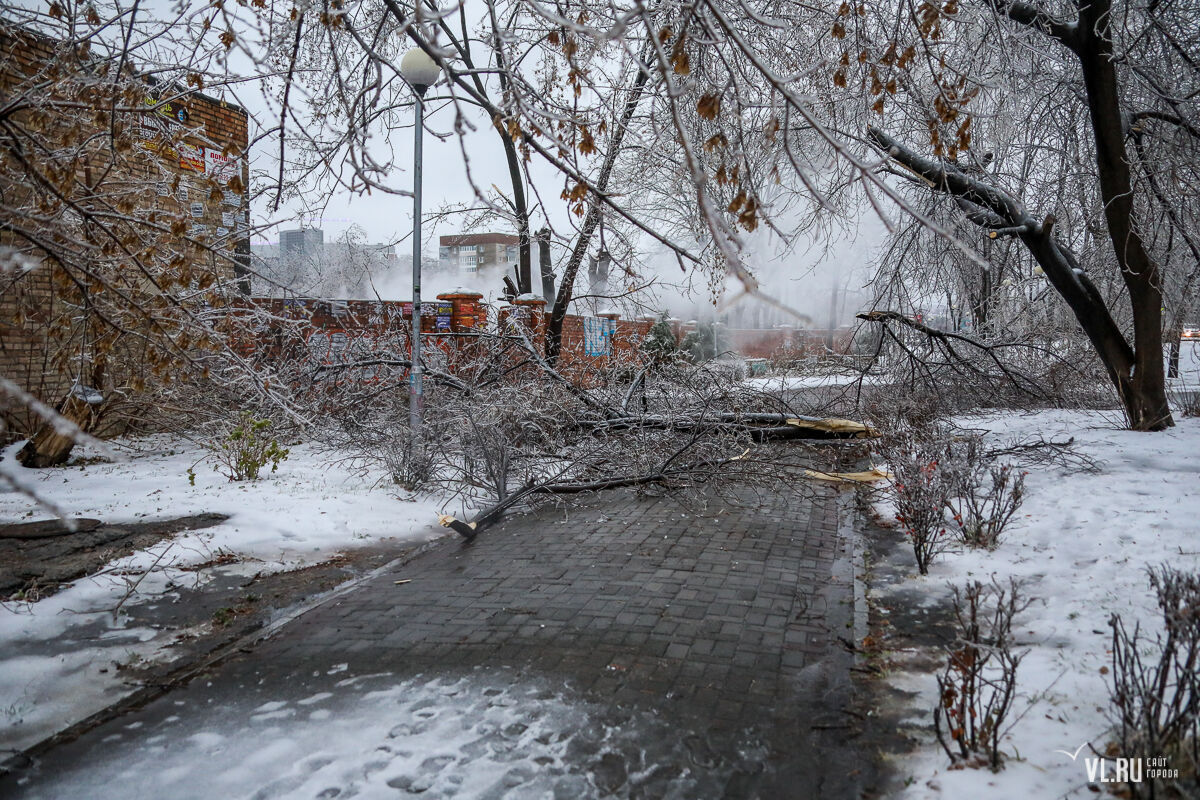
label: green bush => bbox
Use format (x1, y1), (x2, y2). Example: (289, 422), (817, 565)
(211, 414), (290, 481)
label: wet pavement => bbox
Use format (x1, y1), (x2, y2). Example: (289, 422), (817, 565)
(0, 514), (227, 598)
(1, 480), (874, 799)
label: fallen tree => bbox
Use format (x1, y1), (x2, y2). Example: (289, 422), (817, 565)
(286, 330), (873, 537)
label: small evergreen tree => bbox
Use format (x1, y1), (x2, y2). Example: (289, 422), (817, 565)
(642, 313), (680, 363)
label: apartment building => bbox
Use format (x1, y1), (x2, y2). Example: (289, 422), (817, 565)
(439, 233), (519, 275)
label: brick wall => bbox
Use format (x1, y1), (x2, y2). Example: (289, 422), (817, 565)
(232, 296), (661, 389)
(233, 295), (854, 389)
(0, 23), (251, 440)
(228, 296), (494, 385)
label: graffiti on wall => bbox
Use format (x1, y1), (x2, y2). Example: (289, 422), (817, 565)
(583, 317), (616, 357)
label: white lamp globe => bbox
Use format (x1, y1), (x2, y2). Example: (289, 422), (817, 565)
(401, 48), (441, 94)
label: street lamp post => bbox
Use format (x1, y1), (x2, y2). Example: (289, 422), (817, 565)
(399, 48), (441, 438)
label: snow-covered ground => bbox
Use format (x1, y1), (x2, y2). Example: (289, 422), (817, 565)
(880, 409), (1200, 798)
(0, 436), (444, 565)
(0, 437), (445, 754)
(12, 668), (749, 799)
(5, 353), (1200, 791)
(745, 371), (882, 392)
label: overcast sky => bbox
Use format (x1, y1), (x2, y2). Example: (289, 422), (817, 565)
(227, 57), (886, 320)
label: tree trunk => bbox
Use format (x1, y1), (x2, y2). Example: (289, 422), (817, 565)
(1123, 286), (1174, 430)
(419, 9), (534, 296)
(546, 60), (651, 363)
(1168, 329), (1181, 379)
(1074, 0), (1173, 430)
(488, 122), (532, 294)
(536, 227), (555, 302)
(975, 238), (993, 335)
(1020, 231), (1171, 431)
(16, 393), (95, 468)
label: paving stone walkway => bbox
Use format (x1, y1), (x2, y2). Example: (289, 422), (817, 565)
(2, 479), (872, 799)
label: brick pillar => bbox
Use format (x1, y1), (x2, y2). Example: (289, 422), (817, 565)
(778, 324), (795, 352)
(512, 293), (547, 349)
(437, 288), (486, 332)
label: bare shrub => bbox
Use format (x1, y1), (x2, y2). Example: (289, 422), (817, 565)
(934, 578), (1028, 771)
(1108, 567), (1200, 799)
(1181, 390), (1200, 419)
(951, 463), (1025, 549)
(942, 436), (1026, 549)
(381, 427), (441, 492)
(878, 426), (957, 575)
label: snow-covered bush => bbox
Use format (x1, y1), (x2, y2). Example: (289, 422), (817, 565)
(879, 427), (957, 575)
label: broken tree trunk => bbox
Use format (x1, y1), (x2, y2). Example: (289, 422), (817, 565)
(585, 413), (875, 440)
(16, 393), (96, 468)
(437, 447), (762, 540)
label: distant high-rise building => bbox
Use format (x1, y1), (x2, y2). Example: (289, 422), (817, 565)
(279, 227), (324, 259)
(250, 227), (397, 298)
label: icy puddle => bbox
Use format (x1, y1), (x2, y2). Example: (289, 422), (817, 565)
(13, 668), (766, 799)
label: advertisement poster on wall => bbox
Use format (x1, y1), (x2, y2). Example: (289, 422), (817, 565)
(205, 150), (240, 185)
(135, 115), (169, 152)
(401, 302), (454, 329)
(178, 142), (205, 173)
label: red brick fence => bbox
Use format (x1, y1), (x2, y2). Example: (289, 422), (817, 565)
(233, 292), (853, 382)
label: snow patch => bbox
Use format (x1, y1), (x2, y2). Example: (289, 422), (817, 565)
(15, 671), (749, 799)
(883, 410), (1200, 798)
(0, 436), (446, 753)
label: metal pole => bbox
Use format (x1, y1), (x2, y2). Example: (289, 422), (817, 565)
(409, 93), (425, 437)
